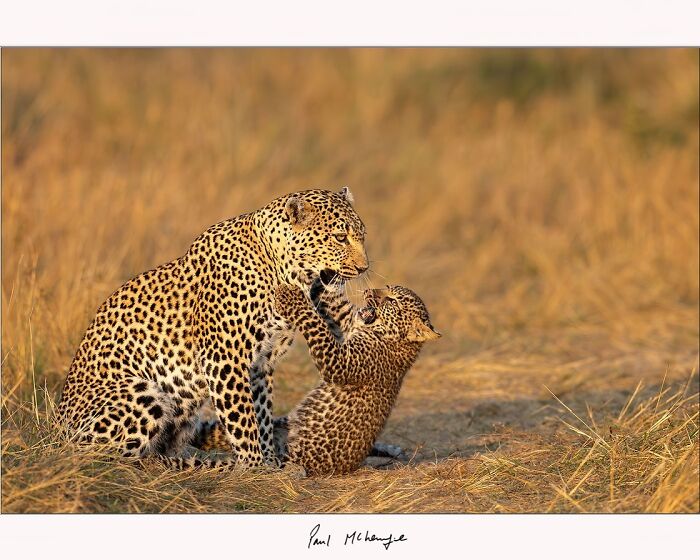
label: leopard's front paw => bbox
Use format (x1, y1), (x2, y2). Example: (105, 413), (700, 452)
(274, 283), (307, 319)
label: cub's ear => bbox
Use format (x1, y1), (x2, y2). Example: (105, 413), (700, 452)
(406, 317), (442, 342)
(339, 186), (354, 205)
(285, 197), (315, 226)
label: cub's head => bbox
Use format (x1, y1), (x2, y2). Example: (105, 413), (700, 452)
(356, 285), (441, 344)
(280, 187), (368, 288)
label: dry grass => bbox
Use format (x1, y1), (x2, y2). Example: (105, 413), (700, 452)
(2, 48), (699, 513)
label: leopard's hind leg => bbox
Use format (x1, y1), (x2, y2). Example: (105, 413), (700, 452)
(65, 378), (199, 460)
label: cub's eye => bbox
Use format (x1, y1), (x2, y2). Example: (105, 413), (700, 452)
(334, 233), (348, 243)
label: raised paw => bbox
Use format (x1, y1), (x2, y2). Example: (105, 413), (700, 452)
(289, 268), (318, 290)
(274, 283), (307, 320)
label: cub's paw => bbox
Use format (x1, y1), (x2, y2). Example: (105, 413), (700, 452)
(369, 442), (405, 459)
(289, 269), (328, 304)
(289, 268), (318, 289)
(274, 284), (307, 318)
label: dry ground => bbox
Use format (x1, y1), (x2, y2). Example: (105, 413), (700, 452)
(2, 49), (698, 513)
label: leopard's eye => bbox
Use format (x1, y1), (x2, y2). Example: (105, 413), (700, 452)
(334, 233), (348, 243)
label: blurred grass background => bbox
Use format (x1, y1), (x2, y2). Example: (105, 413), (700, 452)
(2, 49), (698, 512)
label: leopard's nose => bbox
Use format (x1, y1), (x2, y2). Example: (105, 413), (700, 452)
(355, 264), (368, 274)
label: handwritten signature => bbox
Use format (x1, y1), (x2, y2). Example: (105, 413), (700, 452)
(308, 523), (407, 551)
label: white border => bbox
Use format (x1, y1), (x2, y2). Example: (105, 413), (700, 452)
(1, 514), (699, 558)
(0, 0), (699, 46)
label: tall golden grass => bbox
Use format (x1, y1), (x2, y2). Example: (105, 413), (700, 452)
(2, 48), (698, 512)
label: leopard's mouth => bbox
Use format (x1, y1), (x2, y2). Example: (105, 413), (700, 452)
(319, 268), (352, 286)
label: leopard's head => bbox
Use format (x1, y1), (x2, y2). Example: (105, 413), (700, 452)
(357, 285), (441, 344)
(275, 187), (368, 290)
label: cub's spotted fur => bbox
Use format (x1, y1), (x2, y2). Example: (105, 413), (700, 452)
(273, 282), (440, 475)
(57, 188), (368, 468)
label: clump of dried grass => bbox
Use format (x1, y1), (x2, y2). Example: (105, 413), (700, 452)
(3, 367), (697, 513)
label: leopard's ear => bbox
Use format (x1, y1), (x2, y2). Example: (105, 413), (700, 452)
(339, 186), (354, 205)
(285, 197), (315, 226)
(406, 317), (442, 342)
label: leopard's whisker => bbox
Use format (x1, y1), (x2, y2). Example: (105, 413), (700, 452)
(364, 270), (375, 289)
(368, 267), (388, 283)
(341, 276), (350, 303)
(358, 271), (373, 296)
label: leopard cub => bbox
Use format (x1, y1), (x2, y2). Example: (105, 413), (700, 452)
(273, 282), (440, 475)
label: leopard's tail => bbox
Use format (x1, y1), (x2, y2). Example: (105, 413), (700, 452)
(190, 418), (231, 451)
(155, 454), (238, 470)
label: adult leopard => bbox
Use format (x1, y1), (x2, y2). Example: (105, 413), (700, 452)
(57, 187), (368, 468)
